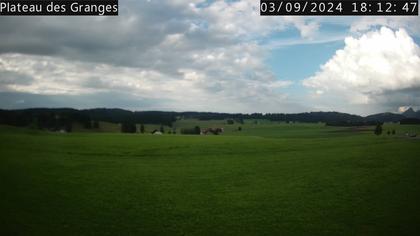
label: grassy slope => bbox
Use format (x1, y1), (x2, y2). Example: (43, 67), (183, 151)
(1, 124), (420, 235)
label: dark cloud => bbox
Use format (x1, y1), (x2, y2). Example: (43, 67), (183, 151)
(0, 1), (234, 73)
(372, 87), (420, 110)
(0, 71), (33, 85)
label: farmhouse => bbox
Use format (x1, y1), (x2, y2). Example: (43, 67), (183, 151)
(151, 130), (163, 135)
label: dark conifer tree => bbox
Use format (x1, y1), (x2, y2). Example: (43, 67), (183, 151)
(374, 124), (383, 136)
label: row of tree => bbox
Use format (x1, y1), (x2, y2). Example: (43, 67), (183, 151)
(374, 124), (396, 136)
(0, 108), (104, 132)
(0, 108), (177, 129)
(120, 124), (177, 134)
(2, 109), (420, 130)
(400, 118), (420, 125)
(180, 111), (364, 123)
(120, 123), (148, 133)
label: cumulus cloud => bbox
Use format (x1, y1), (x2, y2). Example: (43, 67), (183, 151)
(303, 27), (420, 113)
(0, 0), (314, 68)
(0, 52), (296, 112)
(0, 0), (307, 112)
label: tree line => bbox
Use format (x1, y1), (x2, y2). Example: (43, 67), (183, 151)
(0, 108), (177, 131)
(1, 108), (419, 132)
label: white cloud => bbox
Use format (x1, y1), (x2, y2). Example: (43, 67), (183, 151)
(398, 106), (411, 113)
(0, 51), (295, 112)
(350, 16), (420, 37)
(288, 18), (320, 39)
(303, 27), (420, 113)
(0, 0), (307, 112)
(2, 1), (420, 113)
(192, 0), (324, 39)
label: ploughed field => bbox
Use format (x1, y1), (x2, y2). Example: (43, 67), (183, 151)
(1, 123), (420, 235)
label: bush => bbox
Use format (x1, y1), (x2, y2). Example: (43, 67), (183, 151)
(374, 124), (383, 136)
(84, 120), (92, 129)
(92, 120), (100, 129)
(181, 126), (201, 135)
(121, 122), (137, 133)
(194, 126), (201, 134)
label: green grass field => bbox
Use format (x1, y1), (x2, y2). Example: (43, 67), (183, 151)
(1, 123), (420, 235)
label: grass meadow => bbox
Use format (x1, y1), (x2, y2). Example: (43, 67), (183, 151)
(1, 122), (420, 235)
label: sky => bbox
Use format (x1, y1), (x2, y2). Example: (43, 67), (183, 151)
(0, 0), (420, 115)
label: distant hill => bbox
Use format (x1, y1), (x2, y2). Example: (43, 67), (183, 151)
(366, 107), (420, 122)
(365, 112), (407, 123)
(0, 107), (419, 130)
(402, 108), (418, 118)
